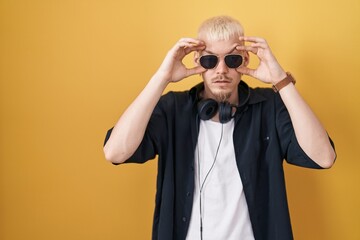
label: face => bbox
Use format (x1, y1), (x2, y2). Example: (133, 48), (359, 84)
(196, 36), (247, 104)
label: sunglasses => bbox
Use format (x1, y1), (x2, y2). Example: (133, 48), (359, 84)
(199, 54), (244, 69)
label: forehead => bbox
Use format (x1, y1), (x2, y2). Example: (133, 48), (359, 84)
(202, 36), (241, 55)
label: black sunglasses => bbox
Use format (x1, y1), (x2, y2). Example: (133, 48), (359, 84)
(199, 54), (244, 69)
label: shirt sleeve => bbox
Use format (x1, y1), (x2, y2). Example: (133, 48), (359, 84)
(274, 93), (335, 169)
(103, 97), (168, 165)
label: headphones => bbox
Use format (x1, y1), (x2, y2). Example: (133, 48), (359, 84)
(197, 98), (237, 124)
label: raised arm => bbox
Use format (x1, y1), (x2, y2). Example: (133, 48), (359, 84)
(236, 36), (336, 168)
(103, 38), (206, 164)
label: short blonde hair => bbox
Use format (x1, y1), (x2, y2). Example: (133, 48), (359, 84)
(197, 15), (244, 41)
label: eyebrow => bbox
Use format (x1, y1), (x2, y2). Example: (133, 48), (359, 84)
(203, 46), (238, 55)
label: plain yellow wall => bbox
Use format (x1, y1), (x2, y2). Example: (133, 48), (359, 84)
(0, 0), (359, 239)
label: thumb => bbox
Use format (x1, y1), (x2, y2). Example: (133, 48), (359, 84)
(236, 66), (255, 78)
(186, 66), (207, 77)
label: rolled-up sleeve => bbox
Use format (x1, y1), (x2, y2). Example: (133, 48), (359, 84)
(103, 98), (168, 165)
(274, 93), (332, 169)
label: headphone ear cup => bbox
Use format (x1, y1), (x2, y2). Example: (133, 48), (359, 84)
(197, 99), (218, 121)
(219, 102), (233, 124)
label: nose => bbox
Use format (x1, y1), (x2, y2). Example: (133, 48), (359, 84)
(216, 58), (229, 74)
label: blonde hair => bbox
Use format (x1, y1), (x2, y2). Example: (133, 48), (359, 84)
(197, 15), (244, 41)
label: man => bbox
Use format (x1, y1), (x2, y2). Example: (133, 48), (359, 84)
(103, 16), (336, 240)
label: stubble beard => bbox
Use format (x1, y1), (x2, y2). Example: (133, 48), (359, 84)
(203, 74), (238, 103)
(212, 75), (232, 102)
(214, 91), (231, 102)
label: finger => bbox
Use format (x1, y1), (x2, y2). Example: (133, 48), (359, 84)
(178, 37), (203, 43)
(177, 41), (197, 48)
(177, 41), (205, 52)
(250, 42), (268, 49)
(236, 66), (256, 77)
(184, 44), (206, 55)
(173, 42), (202, 57)
(238, 36), (268, 48)
(186, 66), (207, 77)
(238, 37), (269, 51)
(239, 36), (266, 42)
(177, 38), (204, 47)
(236, 45), (258, 55)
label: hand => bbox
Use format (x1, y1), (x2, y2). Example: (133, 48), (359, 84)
(156, 38), (206, 83)
(236, 36), (287, 84)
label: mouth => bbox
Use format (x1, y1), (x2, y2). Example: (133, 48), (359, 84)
(213, 80), (231, 85)
(214, 80), (230, 83)
(213, 75), (231, 83)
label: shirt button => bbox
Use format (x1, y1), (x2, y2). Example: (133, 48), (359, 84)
(182, 217), (187, 222)
(186, 192), (191, 197)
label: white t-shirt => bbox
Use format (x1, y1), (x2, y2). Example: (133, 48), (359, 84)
(186, 119), (254, 240)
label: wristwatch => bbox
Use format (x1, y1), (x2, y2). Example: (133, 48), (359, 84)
(272, 72), (296, 92)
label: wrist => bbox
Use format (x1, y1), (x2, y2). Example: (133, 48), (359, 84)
(272, 72), (296, 93)
(271, 71), (287, 85)
(151, 72), (171, 89)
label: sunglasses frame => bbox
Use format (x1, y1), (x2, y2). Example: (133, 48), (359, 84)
(199, 54), (244, 69)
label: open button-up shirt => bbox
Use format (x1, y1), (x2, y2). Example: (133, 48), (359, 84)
(105, 81), (335, 240)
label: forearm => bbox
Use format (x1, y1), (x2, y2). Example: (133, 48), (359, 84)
(103, 38), (205, 163)
(278, 83), (336, 168)
(103, 73), (169, 164)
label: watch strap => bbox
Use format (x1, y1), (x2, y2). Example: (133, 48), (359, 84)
(272, 72), (296, 92)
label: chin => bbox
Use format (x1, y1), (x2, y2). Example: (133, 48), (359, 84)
(213, 90), (231, 102)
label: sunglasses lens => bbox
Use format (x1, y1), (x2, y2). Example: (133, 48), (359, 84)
(224, 55), (243, 68)
(200, 55), (218, 69)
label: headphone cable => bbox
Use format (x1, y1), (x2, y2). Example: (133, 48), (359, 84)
(197, 123), (224, 240)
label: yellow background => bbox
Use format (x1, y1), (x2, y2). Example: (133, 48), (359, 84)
(1, 0), (359, 239)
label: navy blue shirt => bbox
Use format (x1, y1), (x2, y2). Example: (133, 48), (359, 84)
(105, 81), (335, 240)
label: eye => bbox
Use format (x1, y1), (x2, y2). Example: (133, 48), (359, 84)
(225, 54), (243, 68)
(199, 55), (218, 69)
(224, 55), (243, 68)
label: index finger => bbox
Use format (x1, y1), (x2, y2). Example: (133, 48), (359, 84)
(238, 36), (266, 44)
(184, 44), (206, 55)
(177, 37), (205, 46)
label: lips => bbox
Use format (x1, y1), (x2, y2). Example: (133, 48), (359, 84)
(213, 78), (231, 84)
(213, 76), (231, 83)
(214, 80), (230, 83)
